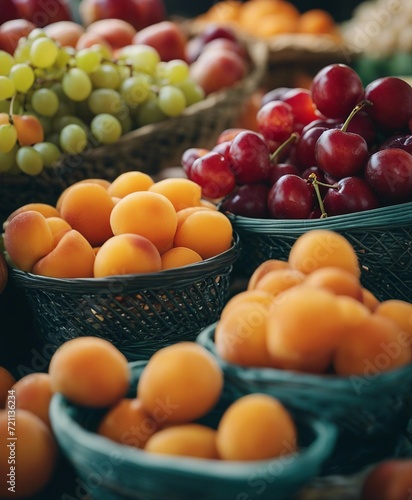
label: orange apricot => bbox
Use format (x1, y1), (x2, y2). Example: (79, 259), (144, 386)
(48, 336), (130, 407)
(334, 314), (412, 376)
(174, 210), (233, 259)
(108, 171), (154, 198)
(144, 424), (218, 459)
(59, 182), (115, 247)
(3, 211), (54, 272)
(137, 342), (223, 425)
(94, 234), (161, 277)
(55, 178), (111, 211)
(298, 9), (340, 37)
(247, 259), (290, 290)
(161, 246), (202, 270)
(175, 206), (214, 232)
(302, 266), (363, 301)
(110, 191), (177, 254)
(0, 367), (15, 408)
(0, 409), (57, 498)
(4, 203), (60, 228)
(221, 289), (275, 320)
(288, 229), (361, 278)
(46, 216), (72, 242)
(97, 398), (158, 448)
(215, 300), (273, 368)
(254, 268), (305, 298)
(148, 178), (202, 211)
(374, 300), (412, 337)
(336, 295), (371, 329)
(216, 393), (297, 461)
(12, 373), (53, 428)
(32, 229), (96, 278)
(362, 287), (380, 312)
(266, 286), (346, 372)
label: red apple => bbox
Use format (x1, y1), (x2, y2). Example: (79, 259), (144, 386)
(86, 18), (136, 50)
(0, 18), (35, 54)
(132, 21), (187, 62)
(79, 0), (165, 31)
(13, 0), (72, 27)
(361, 459), (412, 500)
(190, 48), (246, 95)
(0, 0), (20, 25)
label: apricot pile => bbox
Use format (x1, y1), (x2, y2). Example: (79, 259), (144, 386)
(1, 171), (234, 278)
(196, 0), (342, 40)
(95, 341), (298, 462)
(215, 229), (412, 375)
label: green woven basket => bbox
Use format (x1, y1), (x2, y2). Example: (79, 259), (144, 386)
(197, 324), (412, 474)
(224, 202), (412, 302)
(8, 236), (240, 361)
(49, 360), (338, 500)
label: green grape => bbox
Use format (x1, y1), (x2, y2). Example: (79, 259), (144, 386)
(176, 79), (205, 106)
(88, 88), (123, 115)
(53, 100), (75, 119)
(9, 63), (35, 93)
(158, 85), (186, 117)
(0, 51), (15, 76)
(0, 76), (15, 100)
(13, 43), (30, 64)
(31, 88), (59, 117)
(120, 74), (151, 108)
(0, 145), (18, 172)
(91, 113), (122, 145)
(29, 37), (59, 68)
(117, 45), (160, 75)
(27, 28), (47, 40)
(33, 142), (61, 167)
(115, 108), (133, 134)
(16, 146), (44, 175)
(62, 68), (92, 101)
(90, 63), (121, 90)
(135, 94), (167, 127)
(60, 124), (88, 154)
(54, 47), (74, 69)
(0, 124), (18, 153)
(53, 115), (88, 133)
(163, 60), (190, 84)
(75, 48), (102, 74)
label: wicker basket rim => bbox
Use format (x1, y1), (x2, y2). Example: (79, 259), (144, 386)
(9, 234), (241, 292)
(49, 360), (337, 479)
(224, 201), (412, 231)
(197, 323), (412, 396)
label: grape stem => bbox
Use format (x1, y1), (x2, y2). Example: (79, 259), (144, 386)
(8, 95), (16, 124)
(341, 99), (372, 133)
(269, 132), (299, 163)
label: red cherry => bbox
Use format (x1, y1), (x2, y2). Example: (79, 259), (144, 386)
(220, 183), (269, 218)
(267, 174), (314, 219)
(323, 177), (380, 216)
(228, 131), (271, 184)
(190, 151), (236, 199)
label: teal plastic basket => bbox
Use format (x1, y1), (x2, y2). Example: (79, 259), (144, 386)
(224, 202), (412, 302)
(8, 236), (240, 362)
(49, 360), (337, 500)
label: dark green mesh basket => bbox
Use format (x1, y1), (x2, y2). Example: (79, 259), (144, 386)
(225, 202), (412, 302)
(197, 324), (412, 437)
(49, 360), (338, 500)
(8, 237), (240, 361)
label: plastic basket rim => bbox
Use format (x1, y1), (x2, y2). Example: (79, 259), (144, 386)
(49, 360), (338, 481)
(8, 233), (241, 292)
(223, 201), (412, 232)
(196, 323), (412, 398)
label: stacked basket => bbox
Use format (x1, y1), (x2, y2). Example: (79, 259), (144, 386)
(224, 202), (412, 302)
(0, 38), (268, 225)
(8, 235), (241, 361)
(50, 359), (338, 500)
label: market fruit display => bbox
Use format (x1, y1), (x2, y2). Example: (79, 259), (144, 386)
(0, 19), (251, 177)
(182, 63), (412, 219)
(1, 173), (234, 278)
(213, 229), (412, 374)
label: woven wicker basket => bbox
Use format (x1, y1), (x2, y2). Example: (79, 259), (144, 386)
(0, 39), (268, 224)
(49, 359), (338, 500)
(8, 236), (240, 361)
(224, 202), (412, 302)
(197, 323), (412, 437)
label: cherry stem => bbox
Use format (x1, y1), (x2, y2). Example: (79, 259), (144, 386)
(307, 173), (328, 218)
(270, 132), (299, 163)
(341, 99), (372, 133)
